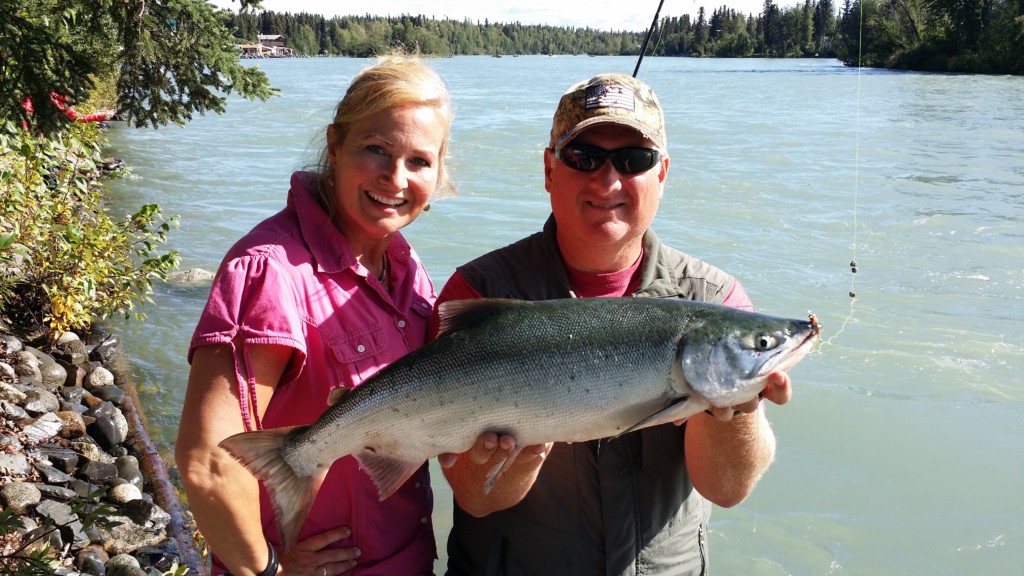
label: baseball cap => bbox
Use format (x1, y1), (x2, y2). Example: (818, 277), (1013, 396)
(549, 73), (666, 150)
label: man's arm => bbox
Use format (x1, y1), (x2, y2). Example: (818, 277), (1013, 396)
(685, 278), (791, 507)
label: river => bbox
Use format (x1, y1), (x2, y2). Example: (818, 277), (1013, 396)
(103, 56), (1024, 575)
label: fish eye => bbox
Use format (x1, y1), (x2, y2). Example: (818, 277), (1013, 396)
(754, 333), (777, 351)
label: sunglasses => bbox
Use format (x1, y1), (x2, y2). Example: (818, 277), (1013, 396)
(554, 143), (660, 175)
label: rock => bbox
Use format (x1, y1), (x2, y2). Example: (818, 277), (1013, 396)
(123, 499), (170, 530)
(71, 440), (114, 464)
(0, 433), (22, 450)
(91, 385), (125, 406)
(57, 410), (88, 438)
(75, 544), (109, 576)
(0, 453), (31, 476)
(23, 411), (63, 441)
(0, 380), (27, 403)
(0, 399), (29, 419)
(1, 333), (23, 353)
(35, 483), (78, 501)
(109, 483), (142, 504)
(76, 457), (118, 484)
(107, 553), (142, 571)
(84, 366), (114, 389)
(33, 462), (73, 484)
(166, 267), (214, 286)
(56, 331), (82, 347)
(0, 361), (16, 379)
(0, 481), (42, 514)
(23, 388), (61, 415)
(58, 360), (88, 387)
(89, 334), (120, 364)
(87, 415), (126, 450)
(39, 361), (68, 390)
(35, 499), (76, 525)
(33, 444), (80, 473)
(115, 456), (144, 489)
(99, 515), (165, 555)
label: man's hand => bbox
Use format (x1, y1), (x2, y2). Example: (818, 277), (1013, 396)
(675, 371), (793, 425)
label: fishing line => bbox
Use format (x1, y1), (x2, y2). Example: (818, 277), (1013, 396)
(816, 2), (865, 350)
(626, 0), (667, 76)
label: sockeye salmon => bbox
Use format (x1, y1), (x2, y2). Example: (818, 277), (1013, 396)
(220, 297), (821, 549)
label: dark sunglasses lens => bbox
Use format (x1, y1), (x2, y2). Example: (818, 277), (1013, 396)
(559, 145), (607, 172)
(610, 148), (658, 174)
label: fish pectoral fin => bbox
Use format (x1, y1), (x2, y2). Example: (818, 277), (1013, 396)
(614, 397), (695, 438)
(483, 445), (524, 495)
(355, 451), (425, 501)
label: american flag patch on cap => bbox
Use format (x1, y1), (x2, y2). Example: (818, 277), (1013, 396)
(585, 84), (635, 111)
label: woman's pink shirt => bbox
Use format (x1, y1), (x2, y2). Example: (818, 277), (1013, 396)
(190, 172), (437, 575)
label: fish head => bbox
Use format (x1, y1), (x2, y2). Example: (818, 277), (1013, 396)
(676, 308), (821, 407)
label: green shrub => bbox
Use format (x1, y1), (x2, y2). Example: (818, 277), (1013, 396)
(0, 120), (179, 343)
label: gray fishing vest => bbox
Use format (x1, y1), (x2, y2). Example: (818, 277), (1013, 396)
(447, 216), (736, 576)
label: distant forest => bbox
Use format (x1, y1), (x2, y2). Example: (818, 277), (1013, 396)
(223, 0), (1022, 74)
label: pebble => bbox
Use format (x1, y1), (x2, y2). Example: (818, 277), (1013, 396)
(1, 330), (197, 573)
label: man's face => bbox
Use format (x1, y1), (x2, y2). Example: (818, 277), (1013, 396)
(544, 123), (669, 271)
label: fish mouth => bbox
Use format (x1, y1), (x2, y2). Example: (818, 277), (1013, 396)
(758, 324), (820, 377)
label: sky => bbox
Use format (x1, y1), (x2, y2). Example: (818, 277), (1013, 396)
(209, 0), (773, 32)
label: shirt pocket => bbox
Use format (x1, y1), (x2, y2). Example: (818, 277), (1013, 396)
(322, 321), (387, 388)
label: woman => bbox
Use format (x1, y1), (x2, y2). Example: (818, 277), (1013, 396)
(176, 56), (454, 576)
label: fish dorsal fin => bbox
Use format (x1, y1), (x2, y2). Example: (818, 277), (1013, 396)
(436, 298), (522, 337)
(355, 451), (426, 501)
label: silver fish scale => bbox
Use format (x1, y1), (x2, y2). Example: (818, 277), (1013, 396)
(289, 299), (711, 472)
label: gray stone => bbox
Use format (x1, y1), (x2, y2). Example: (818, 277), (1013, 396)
(59, 360), (88, 387)
(0, 453), (31, 475)
(98, 515), (165, 555)
(33, 462), (73, 484)
(107, 553), (141, 571)
(23, 388), (61, 415)
(115, 456), (144, 489)
(60, 399), (89, 414)
(89, 334), (120, 363)
(33, 444), (80, 472)
(84, 366), (114, 389)
(0, 481), (42, 514)
(0, 399), (29, 419)
(23, 411), (63, 441)
(123, 499), (170, 531)
(90, 385), (125, 406)
(1, 333), (23, 353)
(36, 498), (76, 525)
(88, 415), (126, 450)
(0, 433), (22, 450)
(76, 457), (118, 483)
(39, 361), (69, 390)
(15, 350), (40, 376)
(35, 483), (79, 501)
(0, 380), (27, 403)
(75, 544), (109, 576)
(60, 385), (90, 404)
(133, 545), (180, 572)
(25, 525), (65, 554)
(23, 407), (62, 438)
(71, 440), (114, 463)
(0, 361), (16, 380)
(56, 331), (82, 347)
(109, 483), (142, 504)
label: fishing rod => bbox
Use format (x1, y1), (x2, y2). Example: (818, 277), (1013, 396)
(633, 0), (665, 77)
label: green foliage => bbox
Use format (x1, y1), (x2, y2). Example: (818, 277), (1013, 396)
(0, 0), (275, 137)
(0, 121), (179, 342)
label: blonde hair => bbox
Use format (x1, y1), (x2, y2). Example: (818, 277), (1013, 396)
(316, 55), (455, 213)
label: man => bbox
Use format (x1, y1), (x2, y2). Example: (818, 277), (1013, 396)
(430, 73), (792, 575)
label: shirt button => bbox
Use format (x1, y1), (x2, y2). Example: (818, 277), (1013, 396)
(356, 344), (365, 353)
(398, 320), (407, 328)
(420, 516), (428, 524)
(414, 481), (421, 488)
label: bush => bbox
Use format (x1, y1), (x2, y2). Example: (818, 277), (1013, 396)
(0, 120), (179, 343)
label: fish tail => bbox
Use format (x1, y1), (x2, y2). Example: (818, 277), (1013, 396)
(219, 426), (315, 551)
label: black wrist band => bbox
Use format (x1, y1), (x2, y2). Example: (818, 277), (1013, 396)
(257, 539), (278, 576)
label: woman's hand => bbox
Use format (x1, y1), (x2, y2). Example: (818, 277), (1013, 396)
(279, 526), (361, 576)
